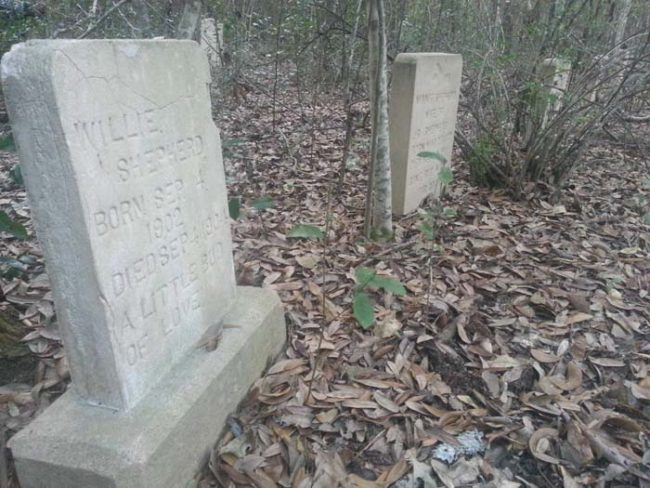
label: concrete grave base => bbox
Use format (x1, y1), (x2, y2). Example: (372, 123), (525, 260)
(9, 287), (286, 488)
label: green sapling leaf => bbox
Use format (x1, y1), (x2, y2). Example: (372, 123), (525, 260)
(228, 198), (241, 220)
(9, 165), (23, 186)
(372, 275), (406, 296)
(0, 133), (16, 152)
(353, 291), (375, 329)
(287, 224), (324, 239)
(417, 151), (447, 164)
(0, 211), (27, 239)
(252, 196), (274, 210)
(419, 222), (435, 240)
(355, 266), (377, 287)
(438, 167), (454, 186)
(442, 207), (457, 218)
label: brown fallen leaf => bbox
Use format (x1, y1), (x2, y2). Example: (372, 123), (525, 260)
(590, 357), (626, 368)
(550, 361), (583, 391)
(346, 474), (385, 488)
(315, 409), (338, 424)
(568, 293), (591, 313)
(267, 358), (306, 375)
(627, 380), (650, 400)
(560, 466), (580, 488)
(566, 421), (594, 467)
(342, 399), (378, 410)
(372, 391), (400, 413)
(565, 312), (593, 325)
(530, 348), (561, 363)
(529, 427), (561, 464)
(583, 427), (641, 468)
(377, 458), (409, 484)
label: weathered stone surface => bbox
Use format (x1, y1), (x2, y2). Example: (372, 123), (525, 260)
(541, 57), (571, 127)
(200, 18), (223, 71)
(1, 40), (237, 410)
(9, 286), (286, 488)
(3, 39), (287, 487)
(522, 57), (571, 143)
(389, 53), (462, 215)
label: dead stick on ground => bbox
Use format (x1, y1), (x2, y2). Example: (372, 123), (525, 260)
(196, 324), (241, 352)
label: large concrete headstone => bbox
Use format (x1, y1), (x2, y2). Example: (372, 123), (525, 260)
(389, 53), (462, 215)
(3, 39), (236, 411)
(2, 39), (286, 488)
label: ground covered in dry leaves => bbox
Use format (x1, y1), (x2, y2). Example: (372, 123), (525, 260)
(1, 67), (649, 487)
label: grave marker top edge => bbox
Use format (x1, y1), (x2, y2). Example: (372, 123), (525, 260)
(1, 39), (237, 411)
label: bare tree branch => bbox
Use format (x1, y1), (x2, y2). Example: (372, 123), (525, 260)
(77, 0), (131, 39)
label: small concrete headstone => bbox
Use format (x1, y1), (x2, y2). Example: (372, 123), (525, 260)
(200, 17), (223, 72)
(522, 57), (571, 144)
(541, 57), (571, 127)
(2, 39), (285, 488)
(389, 53), (462, 215)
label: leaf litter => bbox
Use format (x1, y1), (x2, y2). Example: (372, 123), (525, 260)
(0, 63), (648, 487)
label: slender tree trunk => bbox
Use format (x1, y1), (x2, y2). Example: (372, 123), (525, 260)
(272, 2), (284, 130)
(365, 0), (392, 238)
(338, 0), (363, 188)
